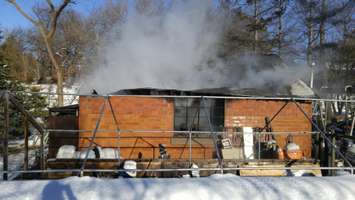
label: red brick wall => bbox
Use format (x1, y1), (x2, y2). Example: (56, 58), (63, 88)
(79, 97), (312, 159)
(225, 99), (312, 157)
(79, 96), (215, 159)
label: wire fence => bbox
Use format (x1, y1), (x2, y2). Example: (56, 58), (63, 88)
(0, 166), (354, 178)
(2, 129), (352, 180)
(1, 90), (355, 180)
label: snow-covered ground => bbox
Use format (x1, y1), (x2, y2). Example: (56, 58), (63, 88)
(1, 138), (39, 180)
(31, 84), (80, 106)
(0, 150), (37, 180)
(0, 174), (355, 200)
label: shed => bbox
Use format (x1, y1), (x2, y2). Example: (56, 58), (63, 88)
(74, 80), (315, 160)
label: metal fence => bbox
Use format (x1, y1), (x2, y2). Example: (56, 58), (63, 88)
(1, 90), (355, 180)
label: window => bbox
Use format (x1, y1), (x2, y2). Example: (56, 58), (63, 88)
(174, 98), (224, 132)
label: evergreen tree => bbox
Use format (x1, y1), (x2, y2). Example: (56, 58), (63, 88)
(0, 31), (47, 138)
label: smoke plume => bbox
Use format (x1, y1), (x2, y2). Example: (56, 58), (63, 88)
(80, 0), (309, 94)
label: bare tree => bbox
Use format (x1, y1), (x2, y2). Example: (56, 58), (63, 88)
(294, 0), (318, 88)
(83, 1), (127, 74)
(219, 0), (239, 12)
(273, 0), (288, 56)
(135, 0), (164, 16)
(246, 0), (277, 54)
(6, 0), (72, 106)
(252, 0), (260, 53)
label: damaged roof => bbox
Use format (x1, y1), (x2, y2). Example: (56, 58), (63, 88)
(110, 80), (315, 98)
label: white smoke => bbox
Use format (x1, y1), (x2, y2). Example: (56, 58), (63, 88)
(80, 0), (310, 94)
(238, 61), (310, 89)
(81, 0), (225, 94)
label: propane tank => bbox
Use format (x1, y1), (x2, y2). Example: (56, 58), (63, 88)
(286, 142), (303, 160)
(123, 160), (137, 178)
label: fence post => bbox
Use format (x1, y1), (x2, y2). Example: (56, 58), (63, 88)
(40, 129), (44, 170)
(189, 131), (192, 165)
(3, 91), (9, 180)
(24, 114), (29, 171)
(350, 116), (355, 136)
(258, 132), (261, 161)
(331, 135), (336, 176)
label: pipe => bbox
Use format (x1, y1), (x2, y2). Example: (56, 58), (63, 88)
(107, 96), (121, 163)
(1, 166), (354, 175)
(350, 116), (355, 136)
(46, 129), (319, 135)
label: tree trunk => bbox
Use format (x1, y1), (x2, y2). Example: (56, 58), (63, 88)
(5, 0), (70, 106)
(253, 0), (259, 53)
(277, 0), (283, 56)
(41, 30), (64, 106)
(34, 62), (41, 83)
(21, 53), (28, 82)
(56, 67), (64, 105)
(319, 0), (326, 49)
(319, 0), (327, 88)
(307, 0), (314, 88)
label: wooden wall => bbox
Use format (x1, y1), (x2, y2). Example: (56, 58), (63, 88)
(48, 115), (78, 158)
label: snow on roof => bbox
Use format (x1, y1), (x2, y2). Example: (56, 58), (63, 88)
(0, 174), (354, 199)
(290, 80), (315, 97)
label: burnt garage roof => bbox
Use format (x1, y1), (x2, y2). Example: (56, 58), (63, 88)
(110, 80), (315, 98)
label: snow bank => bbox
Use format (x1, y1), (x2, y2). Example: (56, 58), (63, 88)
(74, 150), (96, 159)
(1, 175), (355, 200)
(56, 145), (76, 159)
(99, 148), (120, 159)
(55, 146), (120, 159)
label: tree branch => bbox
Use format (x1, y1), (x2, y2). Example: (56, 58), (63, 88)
(6, 0), (39, 26)
(46, 0), (71, 40)
(46, 0), (55, 11)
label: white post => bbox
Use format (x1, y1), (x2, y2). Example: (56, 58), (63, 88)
(243, 127), (254, 159)
(310, 62), (315, 89)
(350, 116), (355, 136)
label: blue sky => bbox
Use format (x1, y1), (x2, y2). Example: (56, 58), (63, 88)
(0, 0), (105, 30)
(0, 0), (228, 31)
